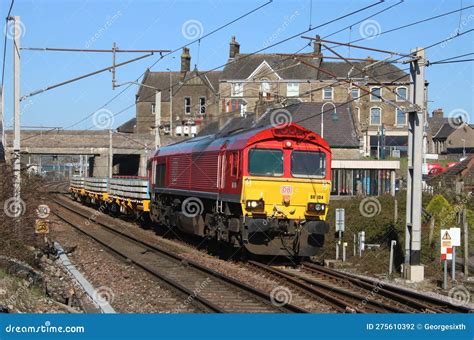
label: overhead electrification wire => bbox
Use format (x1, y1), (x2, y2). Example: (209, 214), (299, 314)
(62, 0), (274, 130)
(90, 0), (385, 128)
(430, 58), (474, 65)
(1, 0), (15, 88)
(333, 4), (474, 48)
(429, 52), (474, 64)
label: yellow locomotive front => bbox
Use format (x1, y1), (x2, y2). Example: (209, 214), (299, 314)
(239, 129), (332, 257)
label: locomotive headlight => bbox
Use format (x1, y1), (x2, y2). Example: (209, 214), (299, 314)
(246, 199), (265, 211)
(307, 203), (326, 213)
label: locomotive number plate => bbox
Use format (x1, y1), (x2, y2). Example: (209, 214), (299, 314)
(280, 185), (294, 195)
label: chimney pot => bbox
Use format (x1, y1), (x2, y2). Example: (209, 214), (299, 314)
(432, 108), (444, 118)
(229, 36), (240, 59)
(181, 47), (191, 73)
(313, 35), (322, 57)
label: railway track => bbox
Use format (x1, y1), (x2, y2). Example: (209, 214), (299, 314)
(49, 195), (307, 313)
(247, 261), (472, 314)
(43, 182), (472, 314)
(301, 262), (473, 314)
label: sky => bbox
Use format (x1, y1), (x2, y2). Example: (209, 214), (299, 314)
(1, 0), (473, 130)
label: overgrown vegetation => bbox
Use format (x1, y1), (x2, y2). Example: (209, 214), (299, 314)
(321, 191), (473, 280)
(0, 164), (46, 266)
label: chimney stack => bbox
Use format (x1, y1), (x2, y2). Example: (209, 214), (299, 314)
(432, 108), (444, 118)
(313, 35), (322, 57)
(229, 36), (240, 59)
(181, 47), (191, 73)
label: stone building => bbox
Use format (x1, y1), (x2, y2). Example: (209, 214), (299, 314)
(219, 36), (411, 158)
(427, 108), (474, 158)
(134, 48), (221, 136)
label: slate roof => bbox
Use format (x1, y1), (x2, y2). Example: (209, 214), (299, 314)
(220, 54), (409, 82)
(198, 102), (359, 148)
(427, 115), (449, 138)
(433, 123), (456, 139)
(256, 102), (359, 147)
(137, 69), (222, 102)
(318, 60), (409, 82)
(117, 118), (136, 133)
(220, 54), (320, 80)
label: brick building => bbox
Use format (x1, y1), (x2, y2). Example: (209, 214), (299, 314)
(133, 48), (221, 137)
(427, 108), (474, 158)
(219, 36), (411, 157)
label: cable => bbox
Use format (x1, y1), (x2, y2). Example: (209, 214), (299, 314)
(421, 28), (474, 51)
(332, 4), (474, 49)
(59, 0), (274, 131)
(103, 0), (386, 125)
(1, 0), (15, 88)
(429, 52), (474, 64)
(430, 58), (474, 65)
(324, 0), (404, 39)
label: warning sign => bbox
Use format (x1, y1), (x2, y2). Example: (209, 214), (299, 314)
(35, 219), (50, 234)
(440, 229), (453, 260)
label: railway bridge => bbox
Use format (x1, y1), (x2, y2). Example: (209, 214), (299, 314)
(2, 129), (173, 177)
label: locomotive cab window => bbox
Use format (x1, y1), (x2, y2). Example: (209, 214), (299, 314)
(230, 152), (239, 177)
(248, 149), (283, 177)
(155, 163), (166, 187)
(291, 151), (326, 178)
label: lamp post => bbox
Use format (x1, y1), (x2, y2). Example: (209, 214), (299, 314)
(321, 102), (336, 139)
(461, 138), (466, 158)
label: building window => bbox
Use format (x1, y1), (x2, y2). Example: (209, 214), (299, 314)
(287, 83), (299, 97)
(370, 107), (381, 125)
(323, 87), (333, 100)
(396, 87), (407, 102)
(199, 97), (206, 115)
(396, 108), (406, 125)
(351, 87), (360, 101)
(151, 103), (156, 114)
(231, 82), (243, 97)
(370, 87), (382, 102)
(184, 97), (191, 115)
(261, 79), (271, 94)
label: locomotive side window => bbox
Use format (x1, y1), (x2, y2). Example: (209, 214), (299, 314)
(248, 149), (283, 177)
(155, 163), (166, 187)
(291, 151), (326, 178)
(231, 151), (239, 177)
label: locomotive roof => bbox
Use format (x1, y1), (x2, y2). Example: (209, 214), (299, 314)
(153, 123), (329, 158)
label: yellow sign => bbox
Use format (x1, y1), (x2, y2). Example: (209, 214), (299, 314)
(35, 219), (50, 234)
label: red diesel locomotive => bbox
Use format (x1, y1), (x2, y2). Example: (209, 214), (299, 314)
(148, 123), (332, 257)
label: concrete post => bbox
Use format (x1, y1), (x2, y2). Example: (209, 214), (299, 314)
(404, 48), (426, 282)
(12, 17), (21, 203)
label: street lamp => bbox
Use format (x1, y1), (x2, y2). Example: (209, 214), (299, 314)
(321, 102), (336, 139)
(461, 138), (466, 158)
